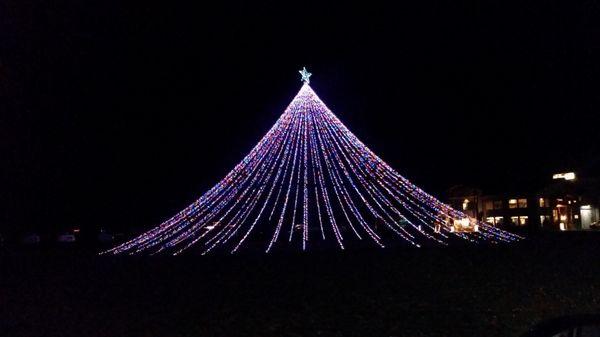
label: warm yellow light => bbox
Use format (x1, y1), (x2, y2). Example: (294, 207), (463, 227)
(560, 215), (567, 221)
(508, 199), (517, 204)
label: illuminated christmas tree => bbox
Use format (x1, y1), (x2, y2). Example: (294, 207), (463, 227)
(104, 68), (521, 255)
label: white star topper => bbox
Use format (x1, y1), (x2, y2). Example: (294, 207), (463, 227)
(299, 67), (312, 84)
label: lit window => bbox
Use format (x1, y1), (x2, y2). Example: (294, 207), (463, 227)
(485, 216), (504, 226)
(518, 198), (528, 208)
(508, 199), (518, 209)
(539, 215), (550, 226)
(519, 216), (528, 226)
(574, 214), (579, 219)
(509, 216), (529, 226)
(539, 198), (549, 208)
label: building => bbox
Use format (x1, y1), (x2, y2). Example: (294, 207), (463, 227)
(447, 172), (600, 231)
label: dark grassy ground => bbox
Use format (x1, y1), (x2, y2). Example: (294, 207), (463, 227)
(1, 233), (598, 337)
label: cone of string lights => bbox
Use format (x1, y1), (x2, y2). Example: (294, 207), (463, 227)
(103, 68), (522, 255)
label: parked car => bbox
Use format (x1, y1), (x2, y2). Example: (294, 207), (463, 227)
(521, 314), (600, 337)
(22, 233), (41, 245)
(97, 228), (114, 243)
(57, 233), (76, 243)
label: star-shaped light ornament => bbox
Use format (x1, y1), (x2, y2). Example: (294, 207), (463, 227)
(299, 67), (312, 84)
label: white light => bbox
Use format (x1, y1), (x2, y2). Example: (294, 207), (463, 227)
(553, 172), (576, 181)
(298, 67), (312, 83)
(581, 205), (591, 210)
(559, 222), (566, 231)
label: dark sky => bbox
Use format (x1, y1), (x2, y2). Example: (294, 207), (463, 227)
(2, 0), (600, 234)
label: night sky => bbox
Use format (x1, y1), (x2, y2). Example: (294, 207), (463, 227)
(2, 0), (600, 235)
